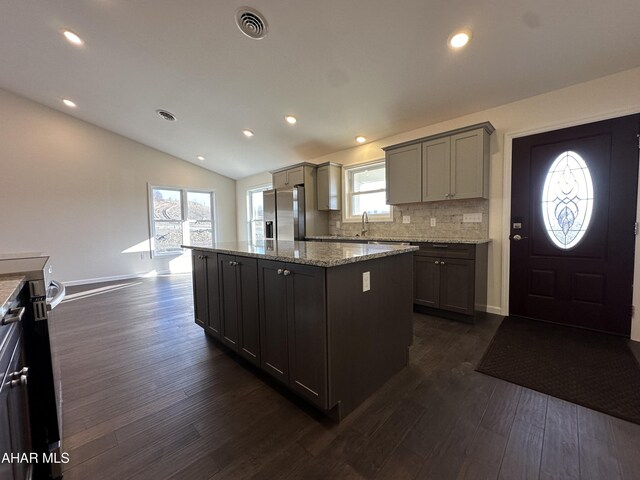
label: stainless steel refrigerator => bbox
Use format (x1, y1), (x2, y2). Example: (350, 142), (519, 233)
(263, 186), (306, 241)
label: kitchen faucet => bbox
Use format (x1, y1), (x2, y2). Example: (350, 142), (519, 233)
(361, 211), (369, 237)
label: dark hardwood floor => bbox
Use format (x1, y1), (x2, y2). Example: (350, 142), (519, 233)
(53, 275), (640, 479)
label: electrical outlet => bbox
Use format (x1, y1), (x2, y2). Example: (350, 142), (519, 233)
(402, 215), (410, 224)
(463, 213), (483, 223)
(362, 271), (370, 292)
(430, 218), (436, 227)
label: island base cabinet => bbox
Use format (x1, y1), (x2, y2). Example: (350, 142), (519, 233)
(257, 261), (289, 382)
(191, 250), (221, 338)
(218, 254), (260, 366)
(258, 260), (328, 409)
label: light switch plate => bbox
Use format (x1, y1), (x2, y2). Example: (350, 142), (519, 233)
(430, 218), (436, 227)
(402, 215), (410, 224)
(463, 213), (483, 223)
(362, 271), (370, 292)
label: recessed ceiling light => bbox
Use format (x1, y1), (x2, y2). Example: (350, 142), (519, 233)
(285, 115), (297, 125)
(196, 155), (205, 161)
(448, 30), (471, 49)
(62, 29), (84, 46)
(62, 98), (77, 108)
(355, 136), (366, 144)
(242, 129), (254, 137)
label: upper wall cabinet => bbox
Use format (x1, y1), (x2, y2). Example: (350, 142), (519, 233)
(383, 122), (494, 204)
(316, 162), (342, 211)
(273, 166), (305, 189)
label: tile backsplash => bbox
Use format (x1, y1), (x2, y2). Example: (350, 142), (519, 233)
(329, 199), (489, 240)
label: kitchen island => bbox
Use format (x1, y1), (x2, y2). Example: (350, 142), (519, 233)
(184, 240), (417, 419)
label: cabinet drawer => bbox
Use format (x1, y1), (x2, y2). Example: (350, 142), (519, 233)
(412, 242), (475, 259)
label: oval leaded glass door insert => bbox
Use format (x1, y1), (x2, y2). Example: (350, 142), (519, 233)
(541, 151), (594, 249)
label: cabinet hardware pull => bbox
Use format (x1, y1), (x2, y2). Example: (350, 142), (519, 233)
(441, 261), (446, 265)
(2, 307), (25, 325)
(435, 261), (440, 265)
(277, 269), (284, 275)
(11, 367), (29, 379)
(450, 192), (455, 197)
(8, 375), (28, 388)
(432, 244), (449, 248)
(283, 270), (291, 276)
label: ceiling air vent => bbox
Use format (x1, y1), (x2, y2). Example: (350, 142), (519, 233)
(156, 109), (176, 122)
(235, 7), (268, 40)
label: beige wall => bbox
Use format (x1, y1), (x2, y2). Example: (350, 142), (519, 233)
(236, 66), (640, 336)
(235, 172), (272, 243)
(0, 89), (237, 284)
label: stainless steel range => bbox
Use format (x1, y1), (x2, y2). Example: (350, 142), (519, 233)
(0, 254), (65, 480)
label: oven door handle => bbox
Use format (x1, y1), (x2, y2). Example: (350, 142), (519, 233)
(47, 280), (66, 311)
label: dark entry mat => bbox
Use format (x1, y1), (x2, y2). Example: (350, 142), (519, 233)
(477, 316), (640, 425)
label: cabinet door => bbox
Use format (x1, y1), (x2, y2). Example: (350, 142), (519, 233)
(450, 129), (485, 200)
(192, 251), (208, 329)
(272, 171), (288, 189)
(258, 260), (289, 382)
(205, 253), (221, 338)
(0, 333), (30, 480)
(439, 258), (475, 315)
(422, 136), (451, 202)
(317, 165), (341, 211)
(218, 254), (240, 350)
(386, 143), (422, 204)
(237, 257), (260, 366)
(286, 166), (304, 186)
(414, 255), (440, 307)
(286, 263), (328, 408)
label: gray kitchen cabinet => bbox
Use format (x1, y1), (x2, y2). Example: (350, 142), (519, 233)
(191, 250), (221, 338)
(316, 162), (342, 211)
(273, 166), (304, 188)
(258, 259), (328, 408)
(422, 136), (451, 202)
(218, 254), (260, 366)
(449, 128), (490, 200)
(413, 242), (488, 321)
(384, 122), (494, 204)
(385, 143), (422, 204)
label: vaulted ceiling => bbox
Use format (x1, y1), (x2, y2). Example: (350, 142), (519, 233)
(1, 1), (639, 179)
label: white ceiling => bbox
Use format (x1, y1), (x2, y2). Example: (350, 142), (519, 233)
(1, 1), (640, 179)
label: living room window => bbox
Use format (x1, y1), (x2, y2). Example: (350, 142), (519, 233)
(343, 160), (392, 222)
(149, 186), (216, 256)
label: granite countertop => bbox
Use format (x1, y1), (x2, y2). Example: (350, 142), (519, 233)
(0, 275), (26, 319)
(305, 235), (491, 245)
(183, 240), (418, 267)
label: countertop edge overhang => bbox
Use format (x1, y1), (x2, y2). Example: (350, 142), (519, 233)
(0, 275), (26, 318)
(304, 236), (492, 244)
(183, 241), (418, 268)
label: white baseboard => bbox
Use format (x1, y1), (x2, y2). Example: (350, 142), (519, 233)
(63, 269), (176, 287)
(485, 305), (502, 316)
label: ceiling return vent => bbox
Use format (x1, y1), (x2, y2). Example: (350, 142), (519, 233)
(156, 109), (176, 122)
(235, 7), (268, 39)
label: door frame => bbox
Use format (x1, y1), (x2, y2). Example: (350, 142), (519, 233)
(500, 107), (640, 340)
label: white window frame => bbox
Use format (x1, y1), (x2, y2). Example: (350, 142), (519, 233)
(148, 184), (217, 257)
(246, 183), (272, 243)
(342, 159), (393, 223)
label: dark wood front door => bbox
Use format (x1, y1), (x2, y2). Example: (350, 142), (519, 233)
(510, 114), (639, 335)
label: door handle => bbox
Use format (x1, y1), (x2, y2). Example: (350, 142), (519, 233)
(510, 234), (528, 241)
